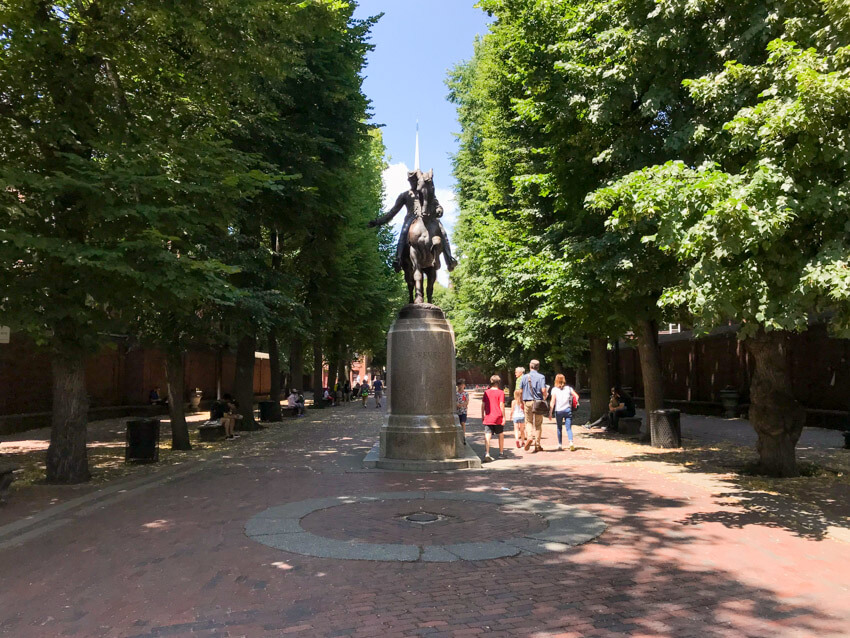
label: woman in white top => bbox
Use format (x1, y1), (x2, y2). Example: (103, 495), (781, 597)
(548, 374), (580, 451)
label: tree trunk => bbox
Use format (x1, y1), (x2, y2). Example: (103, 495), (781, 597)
(636, 319), (665, 425)
(290, 338), (304, 393)
(589, 336), (609, 421)
(336, 343), (346, 391)
(166, 350), (191, 450)
(234, 333), (259, 430)
(46, 354), (90, 484)
(746, 330), (806, 477)
(267, 328), (283, 421)
(613, 340), (621, 388)
(266, 229), (283, 421)
(552, 359), (564, 376)
(312, 340), (324, 407)
(576, 364), (587, 391)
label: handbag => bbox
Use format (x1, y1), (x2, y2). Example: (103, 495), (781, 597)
(570, 386), (579, 410)
(523, 374), (549, 414)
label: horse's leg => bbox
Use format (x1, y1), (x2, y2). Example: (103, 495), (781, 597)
(410, 246), (425, 305)
(425, 268), (436, 304)
(402, 255), (414, 304)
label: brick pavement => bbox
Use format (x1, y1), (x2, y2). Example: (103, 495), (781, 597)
(0, 395), (849, 637)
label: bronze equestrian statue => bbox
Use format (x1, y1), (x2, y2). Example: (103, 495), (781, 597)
(369, 169), (457, 305)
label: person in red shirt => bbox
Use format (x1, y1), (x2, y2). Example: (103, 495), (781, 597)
(481, 374), (506, 462)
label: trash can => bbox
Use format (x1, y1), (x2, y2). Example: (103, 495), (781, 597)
(650, 409), (682, 448)
(126, 418), (161, 463)
(259, 400), (280, 422)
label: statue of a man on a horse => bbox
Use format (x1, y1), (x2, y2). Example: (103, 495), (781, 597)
(369, 169), (457, 305)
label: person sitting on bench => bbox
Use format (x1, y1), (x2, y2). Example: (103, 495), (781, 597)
(287, 389), (305, 416)
(148, 387), (167, 406)
(583, 386), (636, 430)
(607, 386), (636, 432)
(221, 395), (242, 440)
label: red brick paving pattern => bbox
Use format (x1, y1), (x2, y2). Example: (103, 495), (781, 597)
(0, 398), (848, 637)
(300, 498), (548, 544)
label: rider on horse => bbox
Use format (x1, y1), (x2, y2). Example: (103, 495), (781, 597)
(368, 169), (458, 273)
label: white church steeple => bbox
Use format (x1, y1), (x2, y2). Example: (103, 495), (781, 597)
(414, 120), (421, 171)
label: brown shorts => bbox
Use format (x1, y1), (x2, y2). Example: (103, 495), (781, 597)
(524, 401), (543, 429)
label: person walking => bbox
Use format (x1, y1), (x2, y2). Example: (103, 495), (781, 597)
(520, 360), (548, 453)
(343, 380), (351, 403)
(481, 375), (505, 462)
(549, 374), (579, 451)
(373, 377), (384, 408)
(456, 379), (469, 445)
(511, 388), (526, 448)
(360, 381), (370, 407)
(513, 367), (525, 397)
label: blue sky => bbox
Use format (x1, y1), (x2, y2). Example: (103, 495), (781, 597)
(353, 1), (490, 282)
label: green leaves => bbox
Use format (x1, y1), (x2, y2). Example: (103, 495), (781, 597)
(449, 0), (850, 373)
(0, 1), (394, 359)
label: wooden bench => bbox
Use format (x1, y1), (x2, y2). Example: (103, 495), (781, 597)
(198, 420), (226, 442)
(282, 405), (301, 418)
(0, 461), (21, 504)
(618, 417), (642, 436)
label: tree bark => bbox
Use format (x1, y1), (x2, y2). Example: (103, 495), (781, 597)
(234, 333), (259, 430)
(267, 328), (283, 421)
(636, 319), (665, 425)
(312, 340), (324, 407)
(589, 336), (609, 421)
(746, 329), (806, 477)
(46, 354), (90, 484)
(166, 350), (191, 450)
(552, 359), (564, 376)
(289, 338), (304, 393)
(266, 229), (283, 421)
(576, 364), (588, 391)
(336, 342), (346, 391)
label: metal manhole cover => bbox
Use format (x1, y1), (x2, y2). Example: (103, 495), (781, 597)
(405, 512), (440, 524)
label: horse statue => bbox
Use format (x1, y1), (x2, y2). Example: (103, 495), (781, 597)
(402, 170), (444, 304)
(368, 168), (457, 305)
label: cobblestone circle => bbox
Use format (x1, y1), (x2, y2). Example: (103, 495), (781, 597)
(245, 490), (606, 562)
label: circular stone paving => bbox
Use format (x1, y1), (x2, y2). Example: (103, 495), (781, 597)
(300, 498), (548, 544)
(245, 491), (606, 562)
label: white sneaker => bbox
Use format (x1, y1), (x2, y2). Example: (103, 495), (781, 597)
(483, 455), (493, 463)
(557, 445), (563, 451)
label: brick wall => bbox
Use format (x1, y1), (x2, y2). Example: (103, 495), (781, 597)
(1, 335), (271, 419)
(609, 325), (850, 425)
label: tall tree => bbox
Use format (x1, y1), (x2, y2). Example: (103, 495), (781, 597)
(0, 1), (267, 480)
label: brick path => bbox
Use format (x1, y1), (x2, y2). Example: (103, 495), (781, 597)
(1, 395), (849, 637)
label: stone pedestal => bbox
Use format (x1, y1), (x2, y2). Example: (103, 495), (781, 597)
(364, 304), (481, 470)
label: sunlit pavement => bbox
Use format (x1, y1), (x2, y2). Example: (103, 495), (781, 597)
(1, 394), (849, 637)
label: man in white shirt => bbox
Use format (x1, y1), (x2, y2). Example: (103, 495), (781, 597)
(287, 390), (305, 416)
